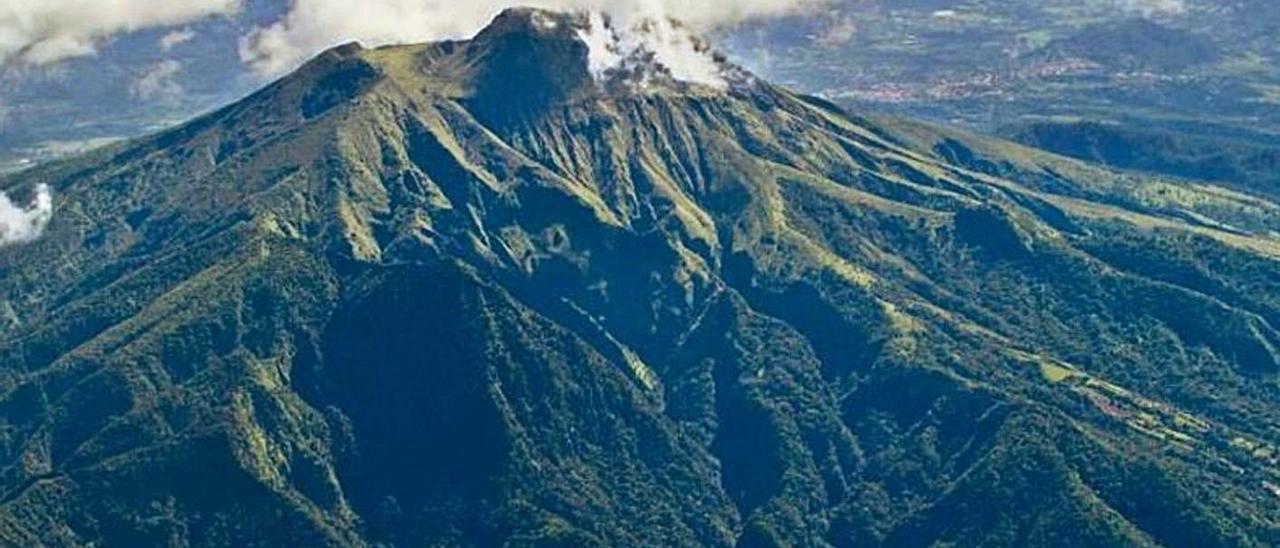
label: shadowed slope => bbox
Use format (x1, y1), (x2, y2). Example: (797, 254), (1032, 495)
(2, 8), (1280, 547)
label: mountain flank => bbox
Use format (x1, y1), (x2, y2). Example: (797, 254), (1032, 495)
(2, 8), (1280, 547)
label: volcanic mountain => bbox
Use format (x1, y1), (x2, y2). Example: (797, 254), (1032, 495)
(3, 8), (1280, 547)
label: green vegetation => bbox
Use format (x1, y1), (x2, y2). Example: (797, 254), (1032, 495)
(1038, 360), (1076, 384)
(1005, 120), (1280, 198)
(2, 8), (1280, 546)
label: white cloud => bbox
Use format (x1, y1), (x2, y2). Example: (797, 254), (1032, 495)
(1116, 0), (1187, 17)
(240, 0), (830, 77)
(816, 13), (857, 47)
(130, 59), (185, 101)
(0, 0), (240, 67)
(0, 184), (52, 246)
(160, 28), (198, 51)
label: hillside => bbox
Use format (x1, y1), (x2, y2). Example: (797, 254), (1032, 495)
(1030, 19), (1220, 71)
(746, 0), (1280, 145)
(2, 8), (1280, 546)
(1004, 120), (1280, 198)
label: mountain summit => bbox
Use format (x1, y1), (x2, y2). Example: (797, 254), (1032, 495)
(3, 9), (1280, 547)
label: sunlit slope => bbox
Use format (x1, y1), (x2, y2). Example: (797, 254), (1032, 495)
(2, 9), (1280, 547)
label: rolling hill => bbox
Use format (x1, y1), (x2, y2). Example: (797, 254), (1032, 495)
(1004, 119), (1280, 199)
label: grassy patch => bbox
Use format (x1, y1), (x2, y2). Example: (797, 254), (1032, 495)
(1039, 360), (1077, 383)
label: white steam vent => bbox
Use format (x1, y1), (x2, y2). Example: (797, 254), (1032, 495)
(0, 184), (53, 247)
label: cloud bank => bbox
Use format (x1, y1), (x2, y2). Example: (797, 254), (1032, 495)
(0, 0), (240, 67)
(0, 184), (52, 246)
(240, 0), (830, 76)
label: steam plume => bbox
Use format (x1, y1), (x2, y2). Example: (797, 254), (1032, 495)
(0, 184), (53, 247)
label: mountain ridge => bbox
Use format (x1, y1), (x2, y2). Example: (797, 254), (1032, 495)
(2, 8), (1280, 546)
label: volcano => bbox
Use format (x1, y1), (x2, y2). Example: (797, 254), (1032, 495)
(2, 8), (1280, 547)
